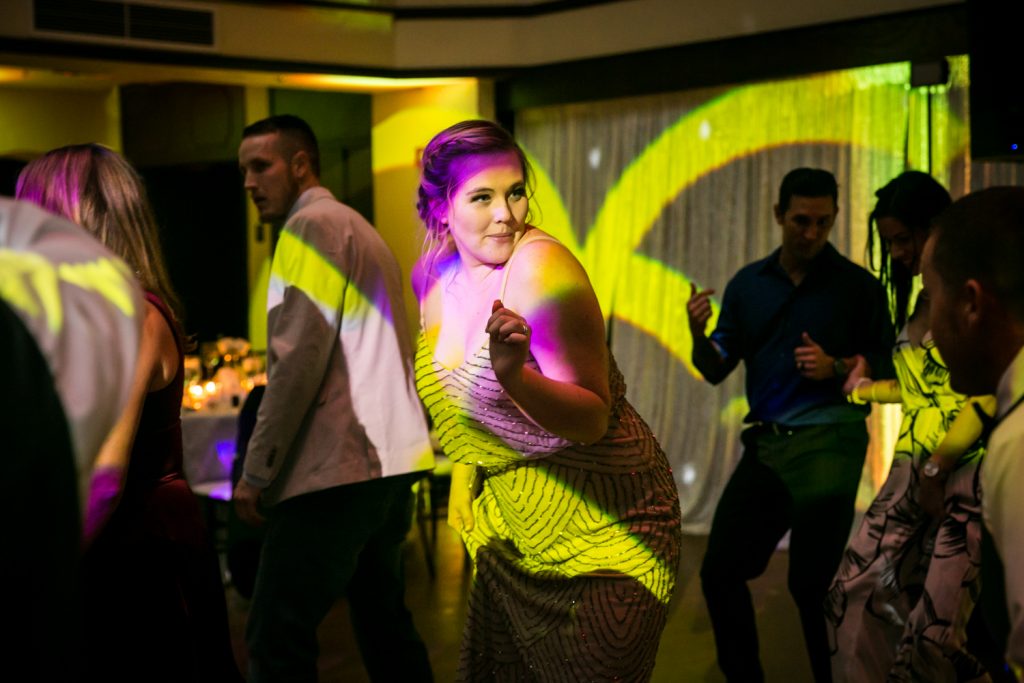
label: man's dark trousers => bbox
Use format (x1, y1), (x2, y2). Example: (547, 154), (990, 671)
(247, 471), (433, 682)
(701, 422), (868, 683)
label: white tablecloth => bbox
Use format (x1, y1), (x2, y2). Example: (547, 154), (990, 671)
(181, 407), (239, 489)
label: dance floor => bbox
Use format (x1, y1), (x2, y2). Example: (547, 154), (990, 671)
(222, 521), (813, 682)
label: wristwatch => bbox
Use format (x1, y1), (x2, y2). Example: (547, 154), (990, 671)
(833, 357), (848, 377)
(922, 460), (944, 478)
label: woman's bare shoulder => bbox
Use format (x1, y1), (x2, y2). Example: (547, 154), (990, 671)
(506, 230), (592, 304)
(142, 300), (179, 390)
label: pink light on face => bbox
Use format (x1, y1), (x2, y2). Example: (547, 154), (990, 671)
(448, 152), (524, 197)
(417, 121), (533, 250)
(445, 152), (529, 270)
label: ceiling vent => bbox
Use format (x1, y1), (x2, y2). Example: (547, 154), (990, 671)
(34, 0), (215, 48)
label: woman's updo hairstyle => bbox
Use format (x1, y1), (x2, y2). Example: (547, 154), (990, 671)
(417, 120), (533, 257)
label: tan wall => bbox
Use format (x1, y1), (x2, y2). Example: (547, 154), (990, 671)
(392, 0), (957, 68)
(0, 86), (120, 158)
(0, 0), (394, 70)
(214, 3), (393, 68)
(1, 0), (955, 71)
(371, 80), (492, 341)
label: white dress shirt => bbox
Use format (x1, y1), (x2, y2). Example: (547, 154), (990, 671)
(982, 345), (1024, 676)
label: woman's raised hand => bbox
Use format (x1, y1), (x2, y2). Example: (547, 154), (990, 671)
(486, 299), (531, 383)
(841, 354), (869, 395)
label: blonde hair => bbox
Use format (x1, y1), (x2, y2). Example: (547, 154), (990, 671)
(16, 143), (185, 328)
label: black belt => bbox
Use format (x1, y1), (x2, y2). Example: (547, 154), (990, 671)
(746, 421), (808, 436)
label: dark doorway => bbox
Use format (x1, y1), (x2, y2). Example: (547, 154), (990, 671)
(121, 82), (249, 343)
(138, 162), (248, 342)
(0, 158), (27, 198)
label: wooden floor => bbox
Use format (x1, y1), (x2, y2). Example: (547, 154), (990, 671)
(222, 518), (814, 682)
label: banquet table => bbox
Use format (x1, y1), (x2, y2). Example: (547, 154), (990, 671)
(181, 406), (239, 501)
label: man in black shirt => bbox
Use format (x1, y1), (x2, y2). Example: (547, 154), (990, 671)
(688, 168), (894, 682)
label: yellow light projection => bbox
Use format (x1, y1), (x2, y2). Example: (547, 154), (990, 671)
(0, 250), (136, 334)
(414, 332), (679, 605)
(523, 62), (968, 381)
(373, 104), (483, 173)
(517, 58), (972, 513)
(279, 74), (470, 93)
(292, 3), (391, 33)
(0, 67), (27, 83)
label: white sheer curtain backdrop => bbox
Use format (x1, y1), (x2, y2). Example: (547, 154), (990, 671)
(515, 56), (1023, 533)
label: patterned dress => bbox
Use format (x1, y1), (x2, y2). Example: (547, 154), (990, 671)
(826, 330), (986, 682)
(415, 247), (682, 682)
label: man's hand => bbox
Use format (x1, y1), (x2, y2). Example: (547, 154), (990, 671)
(687, 283), (715, 339)
(233, 477), (266, 527)
(794, 332), (834, 381)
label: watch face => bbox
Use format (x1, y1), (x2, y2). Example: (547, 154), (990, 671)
(922, 461), (940, 477)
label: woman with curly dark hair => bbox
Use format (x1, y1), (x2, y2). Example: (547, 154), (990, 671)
(826, 171), (994, 682)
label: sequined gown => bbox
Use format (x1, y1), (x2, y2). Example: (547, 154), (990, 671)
(826, 331), (986, 682)
(415, 248), (682, 682)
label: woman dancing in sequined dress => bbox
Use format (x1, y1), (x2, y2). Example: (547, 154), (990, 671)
(413, 120), (682, 682)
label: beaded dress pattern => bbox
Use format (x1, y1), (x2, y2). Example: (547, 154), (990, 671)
(415, 236), (682, 682)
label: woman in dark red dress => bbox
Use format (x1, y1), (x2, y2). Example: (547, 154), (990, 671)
(17, 144), (241, 682)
